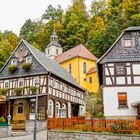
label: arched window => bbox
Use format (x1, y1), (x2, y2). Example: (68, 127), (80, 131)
(17, 102), (24, 114)
(69, 64), (72, 74)
(83, 62), (87, 74)
(48, 100), (54, 117)
(89, 77), (92, 84)
(55, 101), (60, 117)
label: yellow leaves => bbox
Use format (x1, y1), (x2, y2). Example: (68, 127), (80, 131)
(92, 16), (105, 31)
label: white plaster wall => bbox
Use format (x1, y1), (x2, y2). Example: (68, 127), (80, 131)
(133, 64), (140, 75)
(116, 77), (125, 84)
(103, 87), (139, 117)
(134, 76), (140, 84)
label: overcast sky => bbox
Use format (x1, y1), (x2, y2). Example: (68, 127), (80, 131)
(0, 0), (92, 35)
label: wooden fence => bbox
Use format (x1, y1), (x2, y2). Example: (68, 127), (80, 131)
(47, 118), (140, 134)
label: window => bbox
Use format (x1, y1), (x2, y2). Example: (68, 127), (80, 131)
(33, 77), (39, 86)
(4, 80), (9, 88)
(89, 77), (92, 84)
(124, 39), (132, 48)
(48, 49), (50, 55)
(11, 59), (17, 65)
(118, 92), (128, 108)
(83, 62), (87, 74)
(69, 64), (72, 74)
(18, 79), (24, 87)
(56, 49), (59, 54)
(17, 102), (24, 114)
(26, 56), (32, 64)
(116, 64), (125, 75)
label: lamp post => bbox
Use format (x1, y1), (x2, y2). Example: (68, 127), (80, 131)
(34, 81), (40, 140)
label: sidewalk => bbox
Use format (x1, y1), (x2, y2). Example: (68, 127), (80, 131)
(0, 130), (47, 140)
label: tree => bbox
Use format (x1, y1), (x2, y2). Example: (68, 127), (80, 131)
(62, 0), (89, 50)
(42, 5), (63, 23)
(0, 31), (19, 68)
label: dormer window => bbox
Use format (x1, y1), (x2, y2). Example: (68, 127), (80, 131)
(11, 59), (17, 65)
(124, 39), (132, 48)
(26, 56), (32, 64)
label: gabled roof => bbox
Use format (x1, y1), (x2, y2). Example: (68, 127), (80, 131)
(54, 44), (98, 63)
(86, 67), (97, 75)
(97, 26), (140, 64)
(0, 40), (83, 90)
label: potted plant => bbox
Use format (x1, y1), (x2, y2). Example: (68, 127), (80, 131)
(30, 86), (37, 95)
(8, 65), (18, 74)
(0, 117), (7, 126)
(15, 87), (23, 96)
(22, 63), (31, 72)
(0, 88), (8, 96)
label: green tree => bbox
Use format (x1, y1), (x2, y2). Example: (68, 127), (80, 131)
(62, 0), (89, 50)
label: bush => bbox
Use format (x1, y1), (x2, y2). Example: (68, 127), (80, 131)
(97, 112), (104, 118)
(0, 117), (5, 123)
(15, 87), (23, 96)
(8, 65), (18, 74)
(22, 63), (31, 72)
(30, 86), (37, 95)
(0, 88), (8, 95)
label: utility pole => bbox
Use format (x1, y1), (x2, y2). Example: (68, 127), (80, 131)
(34, 81), (40, 140)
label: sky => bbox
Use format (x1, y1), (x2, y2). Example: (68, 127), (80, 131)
(0, 0), (92, 35)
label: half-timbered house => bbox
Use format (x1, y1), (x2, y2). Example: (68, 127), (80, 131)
(0, 40), (85, 124)
(97, 26), (140, 119)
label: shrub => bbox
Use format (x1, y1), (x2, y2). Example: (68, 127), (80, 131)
(8, 65), (18, 74)
(97, 112), (104, 118)
(22, 63), (31, 72)
(0, 117), (5, 122)
(0, 88), (8, 95)
(30, 86), (37, 95)
(15, 87), (23, 96)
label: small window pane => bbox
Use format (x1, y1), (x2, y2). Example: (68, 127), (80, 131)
(26, 57), (32, 64)
(11, 59), (17, 65)
(124, 39), (132, 48)
(116, 65), (125, 75)
(18, 79), (24, 87)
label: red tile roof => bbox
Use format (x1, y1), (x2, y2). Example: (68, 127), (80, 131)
(86, 67), (97, 75)
(54, 44), (98, 63)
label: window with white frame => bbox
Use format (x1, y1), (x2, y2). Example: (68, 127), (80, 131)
(11, 59), (17, 65)
(124, 38), (132, 48)
(116, 64), (126, 76)
(26, 56), (32, 64)
(33, 77), (40, 86)
(17, 102), (24, 114)
(18, 79), (24, 87)
(4, 80), (9, 88)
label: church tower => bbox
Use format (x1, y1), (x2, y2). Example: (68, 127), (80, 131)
(45, 31), (62, 59)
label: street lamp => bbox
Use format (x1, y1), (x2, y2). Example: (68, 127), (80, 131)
(34, 81), (40, 140)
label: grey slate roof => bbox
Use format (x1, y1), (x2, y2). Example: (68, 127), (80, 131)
(98, 26), (140, 64)
(124, 26), (140, 31)
(22, 40), (82, 89)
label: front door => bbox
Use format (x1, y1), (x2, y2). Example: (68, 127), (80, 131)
(13, 99), (27, 121)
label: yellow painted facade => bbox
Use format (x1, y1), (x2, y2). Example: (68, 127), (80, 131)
(13, 99), (27, 121)
(86, 72), (99, 93)
(60, 57), (99, 93)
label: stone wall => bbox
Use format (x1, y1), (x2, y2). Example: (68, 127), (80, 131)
(25, 120), (46, 134)
(0, 126), (12, 138)
(49, 131), (140, 140)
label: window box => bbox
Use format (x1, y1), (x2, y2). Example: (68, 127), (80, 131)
(0, 88), (8, 96)
(22, 63), (31, 72)
(15, 87), (23, 96)
(30, 86), (37, 95)
(8, 65), (18, 74)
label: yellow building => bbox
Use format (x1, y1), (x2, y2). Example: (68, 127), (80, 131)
(54, 44), (99, 93)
